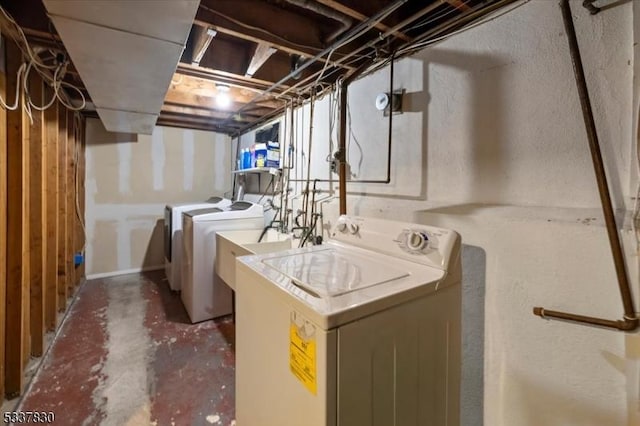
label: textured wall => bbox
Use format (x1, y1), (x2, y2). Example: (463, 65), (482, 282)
(85, 118), (232, 276)
(238, 0), (640, 424)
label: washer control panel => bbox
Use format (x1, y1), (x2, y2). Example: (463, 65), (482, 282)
(330, 215), (460, 270)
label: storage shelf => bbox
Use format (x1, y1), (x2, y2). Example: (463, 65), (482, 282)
(233, 167), (280, 175)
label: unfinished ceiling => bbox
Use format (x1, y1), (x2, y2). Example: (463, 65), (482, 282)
(1, 0), (518, 136)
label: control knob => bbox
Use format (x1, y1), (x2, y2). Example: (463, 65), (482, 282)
(406, 231), (429, 251)
(347, 222), (359, 234)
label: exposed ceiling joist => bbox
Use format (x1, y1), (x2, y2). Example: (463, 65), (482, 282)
(245, 43), (277, 77)
(443, 0), (472, 12)
(166, 73), (282, 109)
(176, 63), (289, 89)
(193, 19), (355, 71)
(315, 0), (412, 42)
(5, 0), (516, 135)
(191, 25), (217, 66)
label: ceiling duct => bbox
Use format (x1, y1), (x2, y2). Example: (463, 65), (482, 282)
(284, 0), (352, 44)
(43, 0), (200, 134)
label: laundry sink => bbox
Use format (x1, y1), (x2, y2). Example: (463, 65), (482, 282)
(216, 229), (292, 291)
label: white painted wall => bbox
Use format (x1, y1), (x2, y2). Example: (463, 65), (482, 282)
(237, 0), (640, 424)
(85, 118), (232, 277)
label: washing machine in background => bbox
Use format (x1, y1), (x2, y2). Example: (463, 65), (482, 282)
(164, 197), (231, 291)
(182, 201), (265, 323)
(235, 215), (462, 426)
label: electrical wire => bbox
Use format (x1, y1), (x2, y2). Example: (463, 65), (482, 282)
(0, 62), (26, 110)
(404, 0), (472, 32)
(346, 94), (364, 178)
(0, 5), (86, 117)
(398, 0), (530, 56)
(74, 112), (87, 253)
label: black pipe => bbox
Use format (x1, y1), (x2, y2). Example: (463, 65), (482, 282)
(348, 53), (395, 184)
(582, 0), (601, 15)
(533, 0), (638, 331)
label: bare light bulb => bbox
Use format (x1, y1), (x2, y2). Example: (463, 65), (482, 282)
(216, 84), (232, 109)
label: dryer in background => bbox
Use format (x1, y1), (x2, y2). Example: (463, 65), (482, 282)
(164, 196), (231, 291)
(182, 201), (265, 323)
(235, 215), (462, 426)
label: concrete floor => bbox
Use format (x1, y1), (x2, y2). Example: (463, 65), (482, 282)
(15, 270), (236, 426)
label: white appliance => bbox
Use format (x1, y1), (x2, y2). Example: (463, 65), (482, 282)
(235, 215), (462, 426)
(164, 197), (231, 291)
(181, 201), (265, 323)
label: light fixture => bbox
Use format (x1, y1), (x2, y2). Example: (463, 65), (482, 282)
(216, 84), (232, 109)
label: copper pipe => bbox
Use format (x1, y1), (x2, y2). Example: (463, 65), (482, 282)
(338, 61), (371, 214)
(533, 0), (638, 331)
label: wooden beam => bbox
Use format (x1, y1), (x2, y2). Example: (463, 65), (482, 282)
(162, 104), (254, 121)
(176, 64), (290, 92)
(191, 25), (217, 66)
(28, 67), (45, 357)
(315, 0), (413, 42)
(57, 104), (67, 311)
(5, 39), (30, 397)
(165, 73), (282, 110)
(194, 19), (354, 71)
(0, 34), (8, 400)
(66, 110), (75, 294)
(74, 117), (85, 285)
(196, 1), (331, 56)
(157, 114), (244, 130)
(155, 118), (233, 133)
(245, 43), (277, 77)
(43, 88), (58, 331)
(443, 0), (471, 12)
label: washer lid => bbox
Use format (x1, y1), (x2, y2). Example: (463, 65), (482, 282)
(262, 248), (409, 298)
(184, 207), (223, 217)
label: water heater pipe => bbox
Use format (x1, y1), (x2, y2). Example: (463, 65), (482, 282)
(532, 0), (638, 331)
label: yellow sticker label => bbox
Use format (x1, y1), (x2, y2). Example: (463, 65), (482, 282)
(289, 313), (317, 395)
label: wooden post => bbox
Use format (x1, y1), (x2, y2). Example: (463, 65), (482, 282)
(43, 88), (58, 331)
(5, 39), (30, 398)
(57, 104), (67, 311)
(0, 34), (8, 400)
(74, 117), (85, 285)
(28, 69), (45, 357)
(66, 110), (75, 293)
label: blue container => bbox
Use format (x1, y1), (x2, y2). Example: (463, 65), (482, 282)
(242, 149), (252, 169)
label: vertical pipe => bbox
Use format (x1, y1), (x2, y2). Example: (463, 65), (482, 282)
(339, 80), (348, 215)
(560, 0), (635, 318)
(533, 0), (637, 331)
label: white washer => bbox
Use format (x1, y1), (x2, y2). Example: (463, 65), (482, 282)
(235, 215), (462, 426)
(181, 201), (265, 323)
(164, 197), (231, 291)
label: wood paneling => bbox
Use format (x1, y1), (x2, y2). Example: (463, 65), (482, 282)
(5, 40), (30, 397)
(56, 104), (67, 311)
(0, 35), (8, 400)
(43, 89), (58, 331)
(28, 70), (45, 357)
